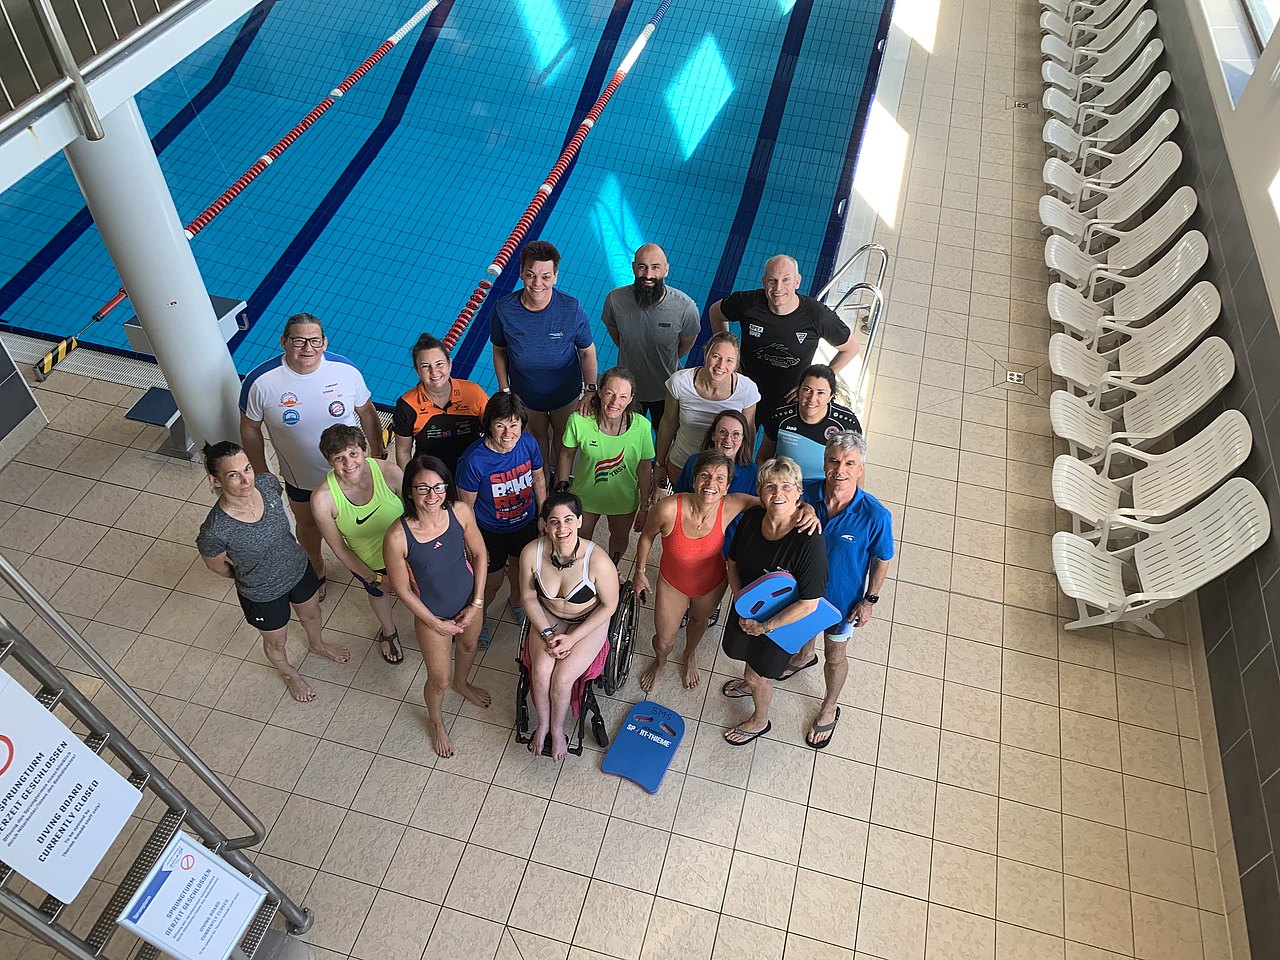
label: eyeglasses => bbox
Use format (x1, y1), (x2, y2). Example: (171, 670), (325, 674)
(286, 336), (325, 349)
(412, 482), (449, 495)
(763, 482), (797, 493)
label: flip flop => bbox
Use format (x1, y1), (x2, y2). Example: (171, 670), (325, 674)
(506, 601), (525, 624)
(378, 630), (404, 665)
(806, 707), (841, 750)
(724, 722), (771, 746)
(776, 655), (819, 682)
(721, 678), (751, 699)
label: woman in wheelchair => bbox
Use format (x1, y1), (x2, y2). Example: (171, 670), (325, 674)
(518, 490), (620, 762)
(631, 451), (820, 693)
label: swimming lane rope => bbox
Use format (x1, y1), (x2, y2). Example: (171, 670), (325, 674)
(440, 0), (675, 351)
(77, 0), (443, 333)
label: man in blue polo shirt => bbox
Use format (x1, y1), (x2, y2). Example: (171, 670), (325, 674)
(784, 430), (893, 749)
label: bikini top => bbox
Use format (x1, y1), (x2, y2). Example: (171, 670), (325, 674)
(534, 539), (599, 604)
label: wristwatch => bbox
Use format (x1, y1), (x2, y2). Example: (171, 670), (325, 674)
(541, 626), (556, 639)
(584, 383), (597, 393)
(864, 594), (880, 604)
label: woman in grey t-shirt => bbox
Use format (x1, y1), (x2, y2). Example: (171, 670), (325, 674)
(196, 441), (350, 702)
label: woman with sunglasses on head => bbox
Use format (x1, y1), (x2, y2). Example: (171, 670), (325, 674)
(384, 455), (491, 759)
(312, 424), (405, 664)
(556, 367), (654, 561)
(518, 490), (620, 763)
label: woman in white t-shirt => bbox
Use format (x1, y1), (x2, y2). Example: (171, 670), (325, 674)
(656, 331), (761, 487)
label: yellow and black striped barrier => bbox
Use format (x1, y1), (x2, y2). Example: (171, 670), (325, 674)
(33, 337), (79, 382)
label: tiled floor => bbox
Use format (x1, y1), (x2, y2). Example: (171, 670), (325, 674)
(0, 0), (1244, 956)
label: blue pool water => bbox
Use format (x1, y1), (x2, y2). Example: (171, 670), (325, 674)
(0, 0), (889, 405)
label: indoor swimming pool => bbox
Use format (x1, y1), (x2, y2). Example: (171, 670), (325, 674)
(0, 0), (890, 404)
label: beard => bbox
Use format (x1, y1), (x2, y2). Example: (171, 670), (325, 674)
(633, 277), (666, 308)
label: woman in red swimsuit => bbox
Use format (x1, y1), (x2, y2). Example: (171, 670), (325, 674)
(631, 451), (817, 692)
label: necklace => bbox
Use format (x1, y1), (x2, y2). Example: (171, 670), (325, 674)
(550, 537), (580, 570)
(685, 498), (715, 530)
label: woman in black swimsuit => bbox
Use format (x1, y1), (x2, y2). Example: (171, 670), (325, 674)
(517, 491), (619, 761)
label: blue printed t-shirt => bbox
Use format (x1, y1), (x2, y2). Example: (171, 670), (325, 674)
(490, 289), (593, 412)
(457, 433), (544, 532)
(767, 402), (862, 481)
(802, 479), (894, 622)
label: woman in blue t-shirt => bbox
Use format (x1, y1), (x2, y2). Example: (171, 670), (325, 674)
(457, 392), (548, 648)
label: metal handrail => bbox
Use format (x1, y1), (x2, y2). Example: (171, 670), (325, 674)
(0, 552), (266, 851)
(815, 241), (888, 304)
(28, 0), (103, 138)
(833, 281), (885, 411)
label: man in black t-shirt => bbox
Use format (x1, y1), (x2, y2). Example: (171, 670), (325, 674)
(709, 254), (857, 430)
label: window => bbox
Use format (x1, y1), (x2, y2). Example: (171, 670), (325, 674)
(1241, 0), (1277, 44)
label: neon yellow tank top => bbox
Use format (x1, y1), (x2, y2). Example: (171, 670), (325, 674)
(327, 459), (404, 570)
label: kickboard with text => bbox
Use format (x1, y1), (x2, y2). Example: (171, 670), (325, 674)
(733, 571), (842, 654)
(601, 701), (685, 794)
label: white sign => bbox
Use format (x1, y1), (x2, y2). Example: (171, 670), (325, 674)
(0, 667), (142, 902)
(118, 831), (266, 960)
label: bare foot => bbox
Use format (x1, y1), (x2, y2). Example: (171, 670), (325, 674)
(681, 657), (701, 689)
(453, 680), (492, 708)
(529, 726), (549, 757)
(428, 719), (454, 758)
(551, 729), (569, 763)
(638, 659), (662, 693)
(310, 640), (350, 663)
(283, 673), (316, 703)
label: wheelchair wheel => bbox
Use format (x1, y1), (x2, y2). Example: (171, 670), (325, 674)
(601, 580), (636, 696)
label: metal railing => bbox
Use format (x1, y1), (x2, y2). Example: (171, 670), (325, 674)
(816, 241), (888, 304)
(0, 551), (312, 958)
(816, 242), (889, 418)
(1, 0), (204, 141)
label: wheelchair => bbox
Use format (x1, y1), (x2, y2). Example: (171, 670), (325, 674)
(514, 580), (638, 757)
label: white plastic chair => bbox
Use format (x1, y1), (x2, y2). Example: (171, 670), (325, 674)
(1053, 477), (1269, 636)
(1042, 45), (1164, 126)
(1052, 409), (1252, 539)
(1045, 186), (1197, 288)
(1043, 72), (1171, 163)
(1043, 8), (1157, 73)
(1041, 0), (1148, 50)
(1048, 231), (1207, 337)
(1042, 109), (1179, 200)
(1048, 281), (1221, 392)
(1042, 0), (1146, 31)
(1040, 141), (1181, 244)
(1049, 336), (1234, 463)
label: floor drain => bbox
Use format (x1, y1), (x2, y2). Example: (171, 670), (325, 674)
(1006, 371), (1025, 384)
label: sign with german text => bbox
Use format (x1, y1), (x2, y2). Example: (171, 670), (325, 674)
(118, 831), (266, 960)
(0, 667), (141, 902)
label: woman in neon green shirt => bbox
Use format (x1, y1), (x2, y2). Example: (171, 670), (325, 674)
(312, 424), (405, 663)
(556, 368), (654, 560)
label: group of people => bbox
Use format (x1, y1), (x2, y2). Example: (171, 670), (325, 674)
(194, 239), (895, 759)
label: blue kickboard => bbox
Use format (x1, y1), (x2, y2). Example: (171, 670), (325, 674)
(733, 571), (842, 654)
(601, 701), (685, 794)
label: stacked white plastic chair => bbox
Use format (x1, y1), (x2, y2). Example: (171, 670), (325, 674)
(1037, 0), (1269, 635)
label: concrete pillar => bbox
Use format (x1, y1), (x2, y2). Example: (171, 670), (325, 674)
(63, 97), (241, 450)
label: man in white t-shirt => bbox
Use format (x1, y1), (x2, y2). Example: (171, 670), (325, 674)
(240, 313), (385, 588)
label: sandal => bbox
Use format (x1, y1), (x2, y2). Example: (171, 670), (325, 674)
(806, 707), (841, 750)
(378, 630), (403, 665)
(724, 722), (771, 746)
(316, 576), (328, 602)
(506, 601), (525, 624)
(776, 655), (819, 682)
(721, 678), (752, 699)
(477, 621), (493, 651)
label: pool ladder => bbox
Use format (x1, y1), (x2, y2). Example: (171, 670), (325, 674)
(817, 243), (889, 416)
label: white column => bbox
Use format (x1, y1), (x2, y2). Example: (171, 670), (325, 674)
(63, 97), (241, 450)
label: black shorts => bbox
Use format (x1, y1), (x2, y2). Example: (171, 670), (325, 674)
(238, 564), (322, 632)
(283, 481), (313, 504)
(480, 520), (539, 573)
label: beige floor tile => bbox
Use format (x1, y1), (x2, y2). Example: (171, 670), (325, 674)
(295, 738), (374, 807)
(996, 858), (1064, 936)
(351, 754), (431, 823)
(444, 844), (525, 922)
(884, 668), (944, 726)
(790, 868), (861, 948)
(1060, 710), (1121, 771)
(1000, 745), (1060, 811)
(712, 915), (785, 960)
(810, 754), (876, 820)
(931, 840), (997, 916)
(552, 754), (621, 814)
(673, 775), (746, 847)
(640, 899), (718, 960)
(890, 623), (948, 677)
(1119, 723), (1185, 786)
(594, 817), (670, 892)
(943, 682), (1002, 742)
(864, 824), (932, 899)
(1128, 831), (1198, 906)
(382, 825), (464, 903)
(509, 860), (589, 942)
(998, 799), (1062, 870)
(497, 928), (569, 960)
(300, 871), (378, 954)
(471, 784), (548, 859)
(945, 636), (1002, 691)
(1001, 649), (1058, 705)
(1116, 675), (1179, 734)
(748, 736), (816, 805)
(349, 888), (439, 960)
(575, 879), (654, 960)
(871, 768), (936, 836)
(421, 908), (504, 960)
(1062, 816), (1129, 888)
(1123, 775), (1192, 844)
(878, 716), (940, 779)
(658, 833), (733, 911)
(856, 886), (928, 960)
(1061, 761), (1126, 828)
(939, 730), (1001, 795)
(735, 791), (806, 864)
(926, 903), (996, 960)
(532, 800), (608, 875)
(1000, 695), (1059, 756)
(1063, 876), (1133, 956)
(1002, 607), (1058, 659)
(614, 771), (684, 831)
(800, 807), (869, 882)
(722, 850), (796, 929)
(1131, 892), (1203, 960)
